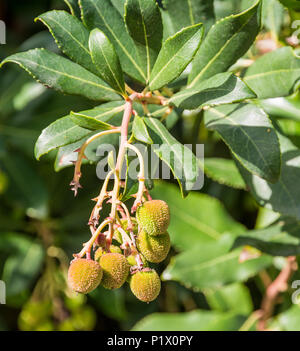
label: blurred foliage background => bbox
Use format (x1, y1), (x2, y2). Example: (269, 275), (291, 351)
(0, 0), (300, 331)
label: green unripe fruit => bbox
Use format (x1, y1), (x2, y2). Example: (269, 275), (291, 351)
(113, 218), (138, 244)
(136, 200), (170, 236)
(68, 258), (102, 294)
(94, 245), (122, 262)
(127, 253), (148, 267)
(136, 230), (170, 263)
(130, 269), (161, 302)
(100, 253), (129, 289)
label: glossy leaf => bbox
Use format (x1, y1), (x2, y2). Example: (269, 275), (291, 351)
(162, 234), (273, 290)
(143, 118), (201, 196)
(80, 0), (146, 83)
(170, 73), (256, 109)
(162, 0), (215, 35)
(237, 132), (300, 220)
(125, 0), (163, 80)
(244, 47), (300, 99)
(233, 217), (300, 256)
(204, 103), (281, 183)
(188, 0), (262, 87)
(261, 95), (300, 121)
(150, 181), (245, 251)
(132, 310), (245, 331)
(199, 157), (246, 190)
(64, 0), (81, 17)
(149, 24), (204, 91)
(0, 49), (120, 101)
(35, 10), (98, 75)
(132, 115), (153, 144)
(70, 111), (113, 131)
(89, 29), (126, 95)
(35, 102), (124, 159)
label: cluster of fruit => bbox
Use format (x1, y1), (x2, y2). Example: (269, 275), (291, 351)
(68, 200), (170, 302)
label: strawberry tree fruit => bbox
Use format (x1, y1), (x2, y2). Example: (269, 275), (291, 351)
(136, 230), (170, 263)
(129, 269), (161, 303)
(99, 253), (130, 289)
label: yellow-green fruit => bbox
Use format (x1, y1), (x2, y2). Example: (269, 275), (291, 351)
(136, 200), (170, 236)
(127, 253), (148, 267)
(136, 230), (170, 263)
(113, 218), (138, 243)
(68, 259), (102, 294)
(130, 270), (161, 302)
(100, 253), (129, 289)
(94, 245), (122, 262)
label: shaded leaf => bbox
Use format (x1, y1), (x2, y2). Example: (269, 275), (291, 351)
(89, 29), (126, 95)
(170, 73), (256, 109)
(1, 49), (120, 101)
(149, 24), (204, 91)
(125, 0), (163, 80)
(188, 0), (262, 87)
(80, 0), (146, 83)
(132, 115), (153, 144)
(205, 103), (281, 183)
(64, 0), (81, 17)
(244, 47), (300, 99)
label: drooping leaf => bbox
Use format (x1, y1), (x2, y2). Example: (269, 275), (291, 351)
(170, 73), (256, 109)
(125, 0), (163, 81)
(188, 0), (262, 87)
(204, 103), (281, 183)
(132, 310), (246, 331)
(80, 0), (146, 83)
(35, 101), (124, 159)
(162, 0), (215, 35)
(143, 118), (201, 196)
(205, 283), (253, 315)
(35, 10), (98, 76)
(149, 24), (204, 91)
(1, 49), (120, 101)
(132, 115), (153, 144)
(70, 111), (114, 131)
(237, 132), (300, 220)
(89, 29), (126, 95)
(233, 217), (300, 256)
(244, 47), (300, 99)
(64, 0), (81, 17)
(150, 181), (245, 251)
(162, 234), (273, 290)
(199, 157), (247, 190)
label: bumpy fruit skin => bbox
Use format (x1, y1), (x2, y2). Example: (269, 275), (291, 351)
(113, 218), (138, 244)
(136, 230), (170, 263)
(127, 253), (148, 267)
(68, 259), (102, 294)
(130, 269), (161, 302)
(94, 245), (121, 262)
(136, 200), (170, 236)
(100, 253), (129, 289)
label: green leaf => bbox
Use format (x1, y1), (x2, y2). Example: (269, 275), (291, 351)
(1, 154), (49, 219)
(143, 118), (200, 196)
(35, 101), (124, 159)
(89, 29), (126, 95)
(205, 283), (253, 315)
(64, 0), (81, 17)
(1, 49), (120, 101)
(80, 0), (146, 83)
(237, 132), (300, 220)
(272, 306), (300, 331)
(261, 95), (300, 121)
(162, 234), (273, 290)
(233, 217), (300, 256)
(162, 0), (215, 35)
(188, 0), (262, 87)
(70, 111), (114, 131)
(278, 0), (300, 10)
(150, 181), (245, 251)
(132, 115), (153, 144)
(262, 0), (285, 35)
(244, 47), (300, 99)
(204, 103), (281, 183)
(125, 0), (163, 81)
(132, 310), (246, 331)
(170, 73), (256, 109)
(149, 24), (204, 91)
(200, 157), (246, 189)
(35, 10), (98, 76)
